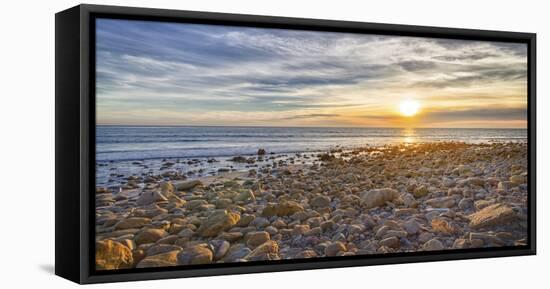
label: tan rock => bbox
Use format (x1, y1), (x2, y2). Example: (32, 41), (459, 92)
(177, 244), (213, 265)
(244, 240), (279, 261)
(234, 189), (255, 203)
(311, 195), (331, 208)
(95, 240), (133, 270)
(422, 238), (445, 251)
(509, 175), (526, 185)
(175, 180), (203, 191)
(136, 250), (179, 268)
(146, 244), (182, 256)
(325, 241), (347, 257)
(294, 250), (318, 259)
(197, 210), (240, 237)
(413, 185), (429, 198)
(468, 203), (516, 229)
(261, 201), (304, 217)
(379, 236), (400, 248)
(431, 218), (456, 233)
(360, 188), (399, 209)
(114, 217), (151, 230)
(425, 196), (456, 208)
(134, 228), (167, 245)
(245, 231), (270, 248)
(136, 190), (168, 206)
(159, 181), (175, 197)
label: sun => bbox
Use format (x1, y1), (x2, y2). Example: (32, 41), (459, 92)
(399, 100), (420, 117)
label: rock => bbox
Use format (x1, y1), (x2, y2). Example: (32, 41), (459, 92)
(401, 193), (416, 207)
(159, 181), (175, 197)
(509, 175), (526, 185)
(422, 238), (445, 251)
(185, 199), (208, 210)
(215, 198), (233, 209)
(146, 244), (182, 256)
(294, 250), (318, 259)
(454, 165), (472, 176)
(425, 196), (456, 208)
(469, 232), (505, 246)
(236, 214), (255, 227)
(262, 201), (304, 217)
(380, 236), (400, 248)
(431, 218), (455, 233)
(458, 198), (474, 210)
(383, 230), (407, 239)
(418, 232), (435, 243)
(402, 219), (422, 235)
(291, 224), (310, 235)
(447, 188), (463, 196)
(96, 187), (111, 194)
(468, 203), (516, 229)
(114, 217), (151, 230)
(175, 180), (203, 191)
(246, 231), (270, 248)
(136, 250), (179, 268)
(136, 191), (167, 206)
(229, 156), (247, 163)
(257, 148), (266, 155)
(470, 238), (484, 248)
(197, 210), (240, 237)
(177, 228), (195, 239)
(219, 232), (243, 242)
(320, 220), (335, 231)
(95, 240), (133, 270)
(311, 195), (331, 208)
(375, 226), (390, 239)
(234, 189), (255, 203)
(305, 227), (322, 236)
(244, 240), (279, 261)
(413, 185), (429, 198)
(466, 177), (485, 187)
(474, 200), (494, 211)
(116, 238), (136, 250)
(223, 245), (252, 262)
(360, 188), (399, 209)
(265, 225), (278, 235)
(394, 208), (417, 217)
(325, 241), (346, 257)
(135, 228), (167, 245)
(249, 217), (271, 228)
(177, 244), (213, 265)
(209, 239), (230, 260)
(453, 238), (468, 249)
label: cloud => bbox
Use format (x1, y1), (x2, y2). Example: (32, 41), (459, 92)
(95, 18), (528, 127)
(423, 107), (527, 121)
(283, 113), (341, 120)
(398, 60), (437, 72)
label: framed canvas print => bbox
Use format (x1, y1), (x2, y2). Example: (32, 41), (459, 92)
(55, 4), (536, 284)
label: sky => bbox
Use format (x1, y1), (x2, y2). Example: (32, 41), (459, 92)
(96, 18), (528, 128)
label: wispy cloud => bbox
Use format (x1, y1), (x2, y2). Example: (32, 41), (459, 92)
(96, 19), (527, 128)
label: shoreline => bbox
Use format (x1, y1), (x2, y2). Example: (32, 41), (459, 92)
(96, 139), (527, 188)
(95, 141), (528, 270)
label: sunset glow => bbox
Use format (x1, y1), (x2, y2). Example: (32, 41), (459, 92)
(96, 19), (528, 128)
(399, 100), (420, 117)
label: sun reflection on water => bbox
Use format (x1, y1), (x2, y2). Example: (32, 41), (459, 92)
(401, 128), (417, 144)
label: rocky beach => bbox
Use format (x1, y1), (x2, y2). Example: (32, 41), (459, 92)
(95, 141), (528, 270)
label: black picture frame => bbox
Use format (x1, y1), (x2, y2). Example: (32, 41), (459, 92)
(55, 4), (536, 284)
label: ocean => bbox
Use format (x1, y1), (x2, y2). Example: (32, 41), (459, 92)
(96, 126), (526, 162)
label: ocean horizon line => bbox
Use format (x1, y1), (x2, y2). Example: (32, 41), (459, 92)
(96, 124), (527, 130)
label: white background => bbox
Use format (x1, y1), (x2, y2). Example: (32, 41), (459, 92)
(0, 0), (547, 287)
